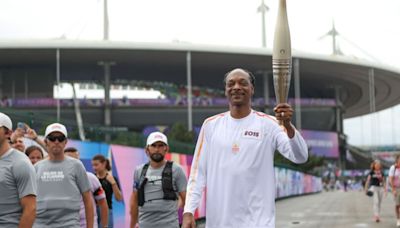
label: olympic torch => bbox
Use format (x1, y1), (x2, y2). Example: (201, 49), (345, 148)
(272, 0), (292, 124)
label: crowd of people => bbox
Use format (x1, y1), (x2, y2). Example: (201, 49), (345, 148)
(2, 80), (227, 109)
(0, 117), (124, 228)
(0, 68), (309, 228)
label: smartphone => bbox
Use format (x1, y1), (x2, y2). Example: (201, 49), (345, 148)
(17, 122), (27, 132)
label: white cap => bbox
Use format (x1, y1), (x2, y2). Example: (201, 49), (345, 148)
(0, 112), (12, 130)
(146, 132), (168, 146)
(45, 123), (68, 138)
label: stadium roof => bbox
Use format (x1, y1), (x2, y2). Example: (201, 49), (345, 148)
(1, 39), (400, 118)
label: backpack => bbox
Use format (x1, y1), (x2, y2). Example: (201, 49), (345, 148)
(138, 161), (177, 206)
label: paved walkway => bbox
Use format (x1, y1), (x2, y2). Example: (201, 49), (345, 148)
(276, 190), (397, 228)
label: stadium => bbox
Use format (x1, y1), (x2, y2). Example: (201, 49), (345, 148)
(1, 40), (400, 166)
(3, 0), (400, 226)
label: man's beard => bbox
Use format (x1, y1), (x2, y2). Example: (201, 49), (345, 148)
(150, 153), (164, 163)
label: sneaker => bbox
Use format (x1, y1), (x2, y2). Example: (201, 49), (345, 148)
(397, 220), (400, 227)
(374, 216), (380, 223)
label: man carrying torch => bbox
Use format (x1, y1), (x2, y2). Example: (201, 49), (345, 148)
(182, 2), (308, 227)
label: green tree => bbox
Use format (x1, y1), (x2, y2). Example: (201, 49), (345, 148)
(167, 122), (195, 143)
(274, 150), (324, 175)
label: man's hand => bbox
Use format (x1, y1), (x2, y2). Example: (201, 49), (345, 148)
(10, 128), (24, 142)
(273, 103), (295, 138)
(25, 127), (38, 140)
(182, 213), (196, 228)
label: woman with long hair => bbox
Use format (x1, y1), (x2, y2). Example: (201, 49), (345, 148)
(92, 154), (123, 228)
(365, 160), (386, 223)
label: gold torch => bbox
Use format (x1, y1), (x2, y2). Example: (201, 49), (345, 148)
(272, 0), (292, 124)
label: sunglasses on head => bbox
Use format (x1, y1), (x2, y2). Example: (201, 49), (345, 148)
(47, 135), (66, 142)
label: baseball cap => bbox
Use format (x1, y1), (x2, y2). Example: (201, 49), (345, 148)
(45, 123), (68, 138)
(146, 132), (168, 146)
(0, 112), (12, 130)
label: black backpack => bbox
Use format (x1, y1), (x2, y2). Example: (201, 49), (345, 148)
(138, 161), (177, 206)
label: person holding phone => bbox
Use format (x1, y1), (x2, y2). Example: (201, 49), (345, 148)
(10, 122), (46, 153)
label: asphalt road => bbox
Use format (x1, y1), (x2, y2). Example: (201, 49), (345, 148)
(196, 190), (397, 228)
(276, 190), (397, 228)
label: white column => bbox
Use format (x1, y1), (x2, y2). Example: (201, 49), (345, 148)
(186, 51), (193, 132)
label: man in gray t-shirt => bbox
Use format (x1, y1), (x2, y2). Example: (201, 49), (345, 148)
(0, 112), (37, 228)
(130, 132), (188, 228)
(33, 123), (93, 228)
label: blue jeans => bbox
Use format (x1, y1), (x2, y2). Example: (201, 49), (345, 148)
(97, 206), (113, 228)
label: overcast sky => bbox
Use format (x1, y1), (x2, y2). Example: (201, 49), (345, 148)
(1, 0), (399, 146)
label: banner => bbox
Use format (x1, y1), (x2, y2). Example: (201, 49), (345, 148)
(301, 130), (339, 158)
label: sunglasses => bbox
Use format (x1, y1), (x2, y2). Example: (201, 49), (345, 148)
(47, 135), (66, 142)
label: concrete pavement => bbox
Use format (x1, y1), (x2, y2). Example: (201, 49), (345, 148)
(276, 190), (397, 228)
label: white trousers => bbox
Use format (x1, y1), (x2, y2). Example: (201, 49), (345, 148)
(372, 186), (384, 217)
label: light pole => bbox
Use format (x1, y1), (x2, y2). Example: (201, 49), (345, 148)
(257, 0), (269, 48)
(104, 0), (109, 40)
(98, 61), (116, 142)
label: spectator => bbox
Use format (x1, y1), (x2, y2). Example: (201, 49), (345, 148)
(10, 123), (46, 153)
(25, 145), (44, 165)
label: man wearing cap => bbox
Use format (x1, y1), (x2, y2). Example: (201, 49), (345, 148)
(0, 112), (37, 227)
(130, 132), (188, 228)
(34, 123), (94, 228)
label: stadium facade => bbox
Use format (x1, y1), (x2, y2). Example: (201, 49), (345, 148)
(1, 40), (400, 168)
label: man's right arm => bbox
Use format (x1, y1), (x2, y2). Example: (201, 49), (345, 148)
(130, 191), (139, 228)
(182, 213), (196, 228)
(182, 123), (209, 228)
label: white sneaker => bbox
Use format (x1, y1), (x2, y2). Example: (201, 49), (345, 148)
(397, 220), (400, 227)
